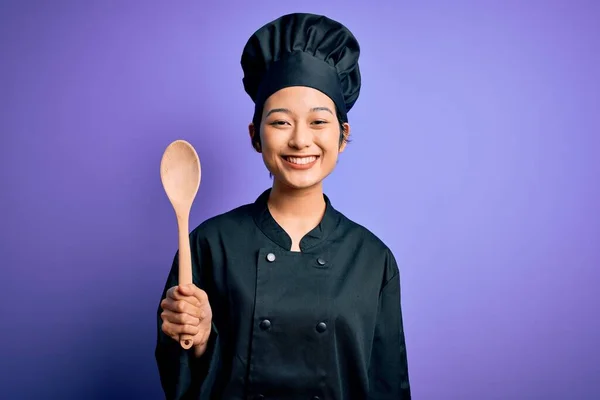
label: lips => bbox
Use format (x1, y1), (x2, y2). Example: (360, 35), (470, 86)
(281, 155), (320, 170)
(283, 155), (318, 165)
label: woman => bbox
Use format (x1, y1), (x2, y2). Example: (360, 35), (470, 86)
(155, 12), (411, 400)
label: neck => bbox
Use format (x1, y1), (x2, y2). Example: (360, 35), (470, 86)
(268, 180), (326, 221)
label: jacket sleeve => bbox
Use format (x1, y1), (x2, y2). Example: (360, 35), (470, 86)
(155, 232), (220, 400)
(368, 252), (411, 399)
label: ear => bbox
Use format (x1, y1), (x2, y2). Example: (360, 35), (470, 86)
(248, 122), (261, 153)
(338, 123), (350, 153)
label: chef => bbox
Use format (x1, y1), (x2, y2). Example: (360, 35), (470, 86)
(155, 12), (411, 400)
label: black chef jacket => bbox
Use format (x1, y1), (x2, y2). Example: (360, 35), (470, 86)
(155, 189), (411, 400)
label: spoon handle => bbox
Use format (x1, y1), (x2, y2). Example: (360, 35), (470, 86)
(177, 214), (194, 350)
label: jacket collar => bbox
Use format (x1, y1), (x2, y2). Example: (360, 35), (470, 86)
(252, 188), (341, 251)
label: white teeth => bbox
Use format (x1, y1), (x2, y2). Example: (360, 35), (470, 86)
(286, 156), (317, 165)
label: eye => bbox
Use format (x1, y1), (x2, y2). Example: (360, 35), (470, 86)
(269, 120), (290, 126)
(312, 120), (328, 125)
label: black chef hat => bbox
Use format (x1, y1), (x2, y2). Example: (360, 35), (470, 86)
(241, 12), (361, 126)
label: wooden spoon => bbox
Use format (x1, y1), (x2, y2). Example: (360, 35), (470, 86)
(160, 139), (201, 350)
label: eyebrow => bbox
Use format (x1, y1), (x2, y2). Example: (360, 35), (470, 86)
(265, 106), (334, 117)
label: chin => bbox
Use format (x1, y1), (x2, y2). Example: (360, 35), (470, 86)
(271, 171), (323, 190)
(280, 169), (335, 190)
(286, 180), (322, 190)
(265, 159), (335, 190)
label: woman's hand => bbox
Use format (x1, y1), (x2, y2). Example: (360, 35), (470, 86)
(160, 284), (213, 357)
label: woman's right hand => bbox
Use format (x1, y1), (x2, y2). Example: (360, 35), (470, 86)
(160, 284), (213, 357)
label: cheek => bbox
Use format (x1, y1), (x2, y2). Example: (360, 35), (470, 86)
(323, 151), (340, 167)
(263, 144), (280, 160)
(320, 135), (342, 157)
(260, 130), (285, 152)
(259, 140), (282, 166)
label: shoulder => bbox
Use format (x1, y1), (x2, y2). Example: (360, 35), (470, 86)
(189, 201), (256, 241)
(336, 211), (392, 255)
(335, 211), (400, 280)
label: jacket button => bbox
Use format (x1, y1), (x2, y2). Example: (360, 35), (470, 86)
(317, 257), (326, 265)
(316, 322), (327, 333)
(260, 319), (271, 330)
(266, 253), (276, 262)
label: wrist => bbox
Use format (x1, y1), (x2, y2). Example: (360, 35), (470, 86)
(192, 342), (207, 358)
(192, 322), (212, 358)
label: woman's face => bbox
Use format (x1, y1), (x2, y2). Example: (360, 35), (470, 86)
(250, 86), (350, 190)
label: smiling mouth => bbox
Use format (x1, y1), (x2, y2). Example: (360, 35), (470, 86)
(282, 155), (319, 165)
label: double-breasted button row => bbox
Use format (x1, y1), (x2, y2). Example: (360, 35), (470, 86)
(265, 252), (326, 266)
(258, 319), (327, 333)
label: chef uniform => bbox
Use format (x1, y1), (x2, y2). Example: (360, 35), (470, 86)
(155, 13), (411, 400)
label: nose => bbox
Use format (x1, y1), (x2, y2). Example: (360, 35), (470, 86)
(288, 124), (312, 149)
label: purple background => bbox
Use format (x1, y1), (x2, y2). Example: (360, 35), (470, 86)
(1, 1), (598, 399)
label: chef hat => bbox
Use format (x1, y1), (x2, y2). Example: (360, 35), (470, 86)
(240, 12), (361, 126)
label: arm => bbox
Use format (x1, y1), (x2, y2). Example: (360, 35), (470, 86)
(368, 254), (411, 399)
(155, 234), (220, 400)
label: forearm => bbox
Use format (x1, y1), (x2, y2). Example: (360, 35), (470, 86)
(156, 249), (213, 399)
(155, 338), (198, 400)
(155, 334), (216, 398)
